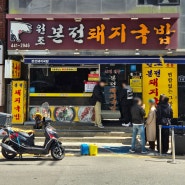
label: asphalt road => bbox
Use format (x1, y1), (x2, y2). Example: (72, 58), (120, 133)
(0, 155), (185, 185)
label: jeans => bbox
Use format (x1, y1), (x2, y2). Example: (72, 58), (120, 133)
(131, 124), (146, 152)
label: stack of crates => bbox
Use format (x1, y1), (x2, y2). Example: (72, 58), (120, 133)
(81, 143), (98, 156)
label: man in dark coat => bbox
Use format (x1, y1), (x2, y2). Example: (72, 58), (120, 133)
(117, 80), (133, 127)
(156, 96), (173, 154)
(91, 80), (106, 128)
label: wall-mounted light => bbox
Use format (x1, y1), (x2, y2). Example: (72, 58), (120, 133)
(15, 18), (22, 20)
(163, 17), (171, 20)
(45, 49), (50, 54)
(102, 18), (110, 21)
(74, 49), (80, 55)
(75, 18), (82, 22)
(167, 49), (173, 54)
(131, 17), (139, 20)
(104, 49), (109, 55)
(135, 49), (140, 56)
(14, 49), (19, 55)
(46, 18), (54, 21)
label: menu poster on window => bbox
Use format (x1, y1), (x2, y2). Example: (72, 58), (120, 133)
(130, 77), (142, 93)
(100, 65), (125, 86)
(12, 81), (27, 124)
(101, 65), (125, 110)
(84, 81), (97, 92)
(103, 86), (117, 111)
(88, 74), (100, 82)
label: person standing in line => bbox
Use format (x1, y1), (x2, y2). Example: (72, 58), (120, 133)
(156, 94), (166, 151)
(158, 94), (166, 105)
(130, 98), (147, 154)
(146, 99), (156, 151)
(117, 80), (133, 127)
(156, 96), (173, 154)
(91, 80), (106, 128)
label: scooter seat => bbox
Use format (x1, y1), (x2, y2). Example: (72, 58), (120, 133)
(19, 132), (34, 138)
(12, 127), (34, 135)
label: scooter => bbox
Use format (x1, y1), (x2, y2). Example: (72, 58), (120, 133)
(1, 119), (65, 160)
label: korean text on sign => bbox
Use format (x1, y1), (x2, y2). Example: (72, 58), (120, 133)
(9, 19), (178, 50)
(142, 63), (178, 118)
(12, 81), (27, 124)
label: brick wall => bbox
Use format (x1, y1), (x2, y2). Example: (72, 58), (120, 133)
(0, 0), (7, 41)
(0, 0), (7, 112)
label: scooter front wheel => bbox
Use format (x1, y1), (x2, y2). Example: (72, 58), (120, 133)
(51, 146), (65, 160)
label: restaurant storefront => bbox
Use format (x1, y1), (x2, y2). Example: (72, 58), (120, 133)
(6, 14), (180, 124)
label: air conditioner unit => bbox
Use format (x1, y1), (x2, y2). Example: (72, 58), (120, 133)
(157, 0), (180, 5)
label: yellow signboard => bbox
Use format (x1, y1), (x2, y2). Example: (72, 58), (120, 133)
(29, 93), (92, 97)
(12, 60), (21, 78)
(51, 67), (77, 72)
(12, 81), (27, 124)
(88, 77), (100, 82)
(142, 63), (178, 118)
(130, 78), (142, 93)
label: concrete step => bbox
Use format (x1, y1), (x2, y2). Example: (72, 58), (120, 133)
(35, 136), (132, 145)
(13, 121), (133, 138)
(33, 130), (132, 137)
(19, 121), (133, 132)
(35, 142), (128, 150)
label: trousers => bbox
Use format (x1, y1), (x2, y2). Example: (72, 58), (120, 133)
(95, 101), (102, 126)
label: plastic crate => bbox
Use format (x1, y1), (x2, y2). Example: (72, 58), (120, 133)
(89, 144), (98, 156)
(0, 112), (12, 127)
(81, 144), (89, 155)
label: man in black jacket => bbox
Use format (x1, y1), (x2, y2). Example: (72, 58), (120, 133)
(130, 97), (147, 154)
(117, 80), (133, 127)
(92, 80), (106, 128)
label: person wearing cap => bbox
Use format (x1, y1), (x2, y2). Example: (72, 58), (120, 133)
(146, 98), (156, 151)
(91, 80), (106, 128)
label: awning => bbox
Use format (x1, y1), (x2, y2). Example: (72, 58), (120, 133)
(163, 56), (185, 64)
(24, 56), (160, 64)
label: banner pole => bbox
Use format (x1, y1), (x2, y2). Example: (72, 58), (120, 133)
(171, 127), (176, 164)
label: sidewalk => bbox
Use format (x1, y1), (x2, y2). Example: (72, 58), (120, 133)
(33, 141), (172, 158)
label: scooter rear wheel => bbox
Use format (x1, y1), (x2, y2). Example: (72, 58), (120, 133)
(51, 146), (65, 160)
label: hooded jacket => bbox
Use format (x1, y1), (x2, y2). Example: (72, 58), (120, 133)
(156, 103), (173, 124)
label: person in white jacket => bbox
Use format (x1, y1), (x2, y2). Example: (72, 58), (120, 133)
(146, 99), (156, 151)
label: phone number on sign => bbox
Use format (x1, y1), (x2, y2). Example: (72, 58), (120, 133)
(11, 43), (31, 48)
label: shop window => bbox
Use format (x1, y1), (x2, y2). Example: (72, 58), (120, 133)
(30, 67), (98, 93)
(138, 0), (180, 5)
